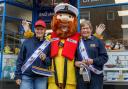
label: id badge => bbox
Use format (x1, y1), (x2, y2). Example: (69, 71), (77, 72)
(82, 67), (91, 82)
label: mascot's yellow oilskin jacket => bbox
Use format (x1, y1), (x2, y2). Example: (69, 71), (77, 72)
(48, 3), (79, 89)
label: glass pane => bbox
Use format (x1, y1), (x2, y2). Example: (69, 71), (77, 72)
(0, 3), (4, 15)
(38, 0), (53, 6)
(80, 5), (128, 51)
(54, 0), (65, 5)
(2, 19), (23, 79)
(38, 0), (64, 7)
(0, 17), (2, 53)
(80, 0), (128, 6)
(6, 0), (33, 7)
(6, 4), (32, 21)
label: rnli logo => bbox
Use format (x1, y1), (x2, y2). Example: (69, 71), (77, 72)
(90, 44), (96, 47)
(64, 5), (68, 11)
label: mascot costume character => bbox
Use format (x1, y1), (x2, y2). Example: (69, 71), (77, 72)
(22, 3), (105, 89)
(48, 3), (79, 89)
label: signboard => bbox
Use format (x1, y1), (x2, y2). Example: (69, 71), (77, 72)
(38, 7), (54, 22)
(83, 0), (101, 3)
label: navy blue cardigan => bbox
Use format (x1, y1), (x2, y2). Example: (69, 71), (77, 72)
(15, 36), (51, 80)
(76, 36), (108, 73)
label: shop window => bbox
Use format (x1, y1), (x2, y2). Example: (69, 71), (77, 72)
(38, 0), (52, 6)
(79, 4), (128, 83)
(0, 3), (4, 15)
(2, 55), (17, 79)
(6, 4), (32, 21)
(107, 11), (115, 20)
(80, 11), (90, 20)
(4, 20), (22, 55)
(53, 0), (65, 5)
(6, 0), (33, 7)
(83, 0), (100, 2)
(80, 5), (128, 51)
(0, 17), (2, 51)
(2, 19), (23, 79)
(38, 0), (67, 6)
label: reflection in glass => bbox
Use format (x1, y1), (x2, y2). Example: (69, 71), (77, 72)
(0, 3), (4, 15)
(4, 19), (22, 55)
(6, 0), (33, 7)
(0, 17), (2, 52)
(1, 18), (23, 79)
(6, 4), (32, 21)
(38, 0), (64, 7)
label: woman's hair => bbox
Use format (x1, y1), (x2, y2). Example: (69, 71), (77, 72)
(80, 19), (93, 30)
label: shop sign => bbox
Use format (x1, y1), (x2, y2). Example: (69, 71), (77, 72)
(39, 10), (54, 22)
(39, 12), (54, 17)
(83, 0), (101, 3)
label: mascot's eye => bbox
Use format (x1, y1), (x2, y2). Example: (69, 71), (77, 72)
(69, 15), (73, 18)
(59, 14), (62, 17)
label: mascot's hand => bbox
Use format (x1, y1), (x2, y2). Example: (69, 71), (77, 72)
(94, 24), (105, 39)
(22, 20), (34, 38)
(45, 34), (51, 41)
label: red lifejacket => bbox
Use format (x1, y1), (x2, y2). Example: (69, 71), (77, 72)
(51, 32), (80, 60)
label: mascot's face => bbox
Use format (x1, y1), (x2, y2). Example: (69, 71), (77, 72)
(51, 13), (78, 38)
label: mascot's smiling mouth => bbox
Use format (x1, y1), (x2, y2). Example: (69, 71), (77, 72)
(59, 23), (69, 32)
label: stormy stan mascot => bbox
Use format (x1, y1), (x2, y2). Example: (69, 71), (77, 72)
(48, 3), (79, 89)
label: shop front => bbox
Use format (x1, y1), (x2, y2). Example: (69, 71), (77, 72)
(0, 0), (128, 89)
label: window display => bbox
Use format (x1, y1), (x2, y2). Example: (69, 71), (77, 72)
(1, 19), (23, 79)
(104, 51), (128, 83)
(4, 19), (22, 55)
(2, 55), (17, 79)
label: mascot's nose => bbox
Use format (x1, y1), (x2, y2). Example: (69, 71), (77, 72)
(60, 16), (69, 21)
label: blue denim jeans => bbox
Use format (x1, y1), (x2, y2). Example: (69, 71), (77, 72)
(20, 75), (47, 89)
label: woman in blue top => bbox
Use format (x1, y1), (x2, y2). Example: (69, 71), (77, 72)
(15, 19), (51, 89)
(75, 19), (108, 89)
